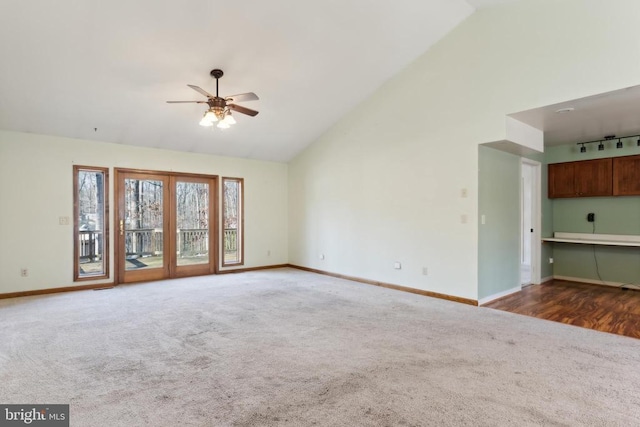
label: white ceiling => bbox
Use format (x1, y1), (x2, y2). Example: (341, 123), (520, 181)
(6, 0), (635, 159)
(0, 0), (520, 163)
(0, 0), (524, 161)
(510, 85), (640, 147)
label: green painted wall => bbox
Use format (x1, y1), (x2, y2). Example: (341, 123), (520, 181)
(545, 141), (640, 285)
(478, 146), (521, 300)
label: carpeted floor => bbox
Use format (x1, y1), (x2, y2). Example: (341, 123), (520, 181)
(1, 268), (639, 426)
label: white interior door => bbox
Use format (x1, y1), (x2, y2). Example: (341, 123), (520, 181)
(521, 159), (541, 286)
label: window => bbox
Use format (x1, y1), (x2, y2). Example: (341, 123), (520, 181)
(74, 166), (109, 280)
(222, 177), (243, 266)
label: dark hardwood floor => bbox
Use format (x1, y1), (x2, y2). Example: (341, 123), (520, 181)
(483, 280), (640, 339)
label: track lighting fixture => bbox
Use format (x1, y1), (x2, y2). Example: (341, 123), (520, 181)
(576, 133), (640, 153)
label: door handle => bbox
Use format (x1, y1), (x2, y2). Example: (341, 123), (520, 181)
(119, 220), (124, 236)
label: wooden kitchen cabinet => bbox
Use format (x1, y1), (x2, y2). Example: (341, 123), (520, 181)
(548, 158), (612, 198)
(548, 162), (576, 198)
(613, 154), (640, 196)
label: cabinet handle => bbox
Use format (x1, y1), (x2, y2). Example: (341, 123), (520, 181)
(119, 220), (124, 236)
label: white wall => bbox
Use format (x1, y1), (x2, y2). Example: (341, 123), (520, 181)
(288, 0), (640, 300)
(0, 130), (288, 294)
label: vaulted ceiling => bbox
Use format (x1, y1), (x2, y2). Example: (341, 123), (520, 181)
(0, 0), (519, 162)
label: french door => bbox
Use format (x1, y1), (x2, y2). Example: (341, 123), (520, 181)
(115, 169), (217, 284)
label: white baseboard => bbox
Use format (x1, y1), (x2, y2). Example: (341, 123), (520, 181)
(478, 286), (521, 305)
(540, 275), (553, 284)
(553, 275), (627, 288)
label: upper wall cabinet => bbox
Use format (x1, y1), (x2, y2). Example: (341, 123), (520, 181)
(613, 154), (640, 196)
(548, 158), (612, 198)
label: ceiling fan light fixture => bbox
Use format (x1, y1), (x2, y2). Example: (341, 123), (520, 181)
(199, 115), (214, 127)
(223, 112), (236, 125)
(204, 109), (218, 123)
(167, 68), (259, 129)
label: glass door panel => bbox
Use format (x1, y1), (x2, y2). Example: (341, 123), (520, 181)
(124, 178), (165, 270)
(172, 176), (215, 278)
(117, 172), (170, 283)
(175, 181), (210, 266)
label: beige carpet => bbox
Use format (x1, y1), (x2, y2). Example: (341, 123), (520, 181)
(1, 268), (639, 426)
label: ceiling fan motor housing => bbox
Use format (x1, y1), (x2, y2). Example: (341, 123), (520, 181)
(208, 97), (226, 109)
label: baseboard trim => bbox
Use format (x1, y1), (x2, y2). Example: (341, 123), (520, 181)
(0, 264), (290, 300)
(218, 264), (290, 274)
(553, 275), (627, 288)
(288, 264), (478, 306)
(478, 286), (521, 306)
(540, 275), (554, 284)
(0, 283), (116, 300)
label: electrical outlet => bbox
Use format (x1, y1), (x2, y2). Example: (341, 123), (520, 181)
(319, 254), (325, 260)
(422, 267), (428, 276)
(267, 249), (271, 256)
(394, 262), (402, 270)
(587, 213), (595, 222)
(549, 258), (554, 264)
(59, 216), (69, 225)
(20, 268), (28, 277)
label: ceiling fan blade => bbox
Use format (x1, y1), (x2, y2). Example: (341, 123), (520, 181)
(166, 100), (207, 104)
(226, 92), (259, 103)
(229, 104), (259, 117)
(187, 84), (215, 99)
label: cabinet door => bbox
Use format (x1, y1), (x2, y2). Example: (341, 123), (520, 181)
(574, 158), (612, 197)
(548, 162), (575, 198)
(613, 154), (640, 196)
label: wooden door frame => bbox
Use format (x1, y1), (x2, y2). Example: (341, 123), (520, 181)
(170, 174), (218, 278)
(114, 168), (219, 285)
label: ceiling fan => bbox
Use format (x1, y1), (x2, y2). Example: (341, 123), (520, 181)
(167, 69), (259, 129)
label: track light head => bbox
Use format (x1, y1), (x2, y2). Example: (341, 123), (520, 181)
(576, 133), (640, 152)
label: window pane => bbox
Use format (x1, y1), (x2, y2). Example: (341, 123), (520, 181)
(75, 168), (108, 279)
(124, 178), (164, 270)
(176, 181), (209, 266)
(223, 178), (243, 265)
